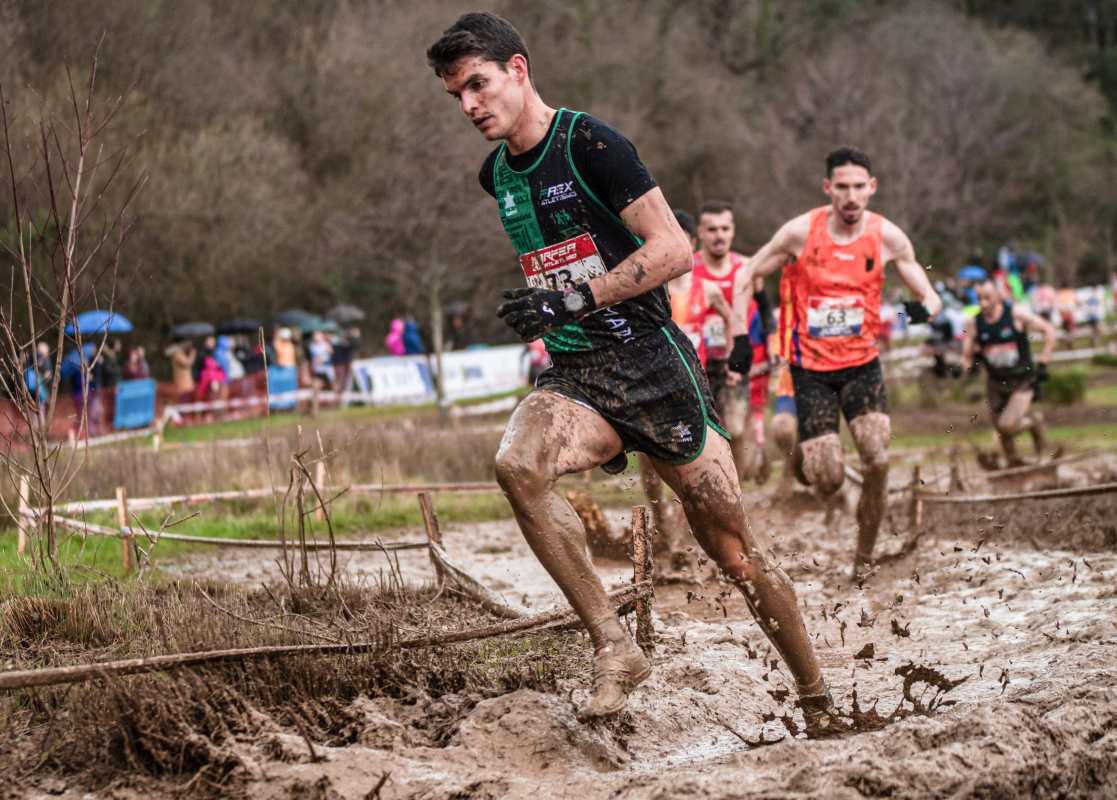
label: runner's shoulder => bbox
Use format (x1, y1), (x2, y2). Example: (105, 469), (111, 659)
(478, 147), (502, 198)
(776, 211), (813, 251)
(567, 112), (657, 212)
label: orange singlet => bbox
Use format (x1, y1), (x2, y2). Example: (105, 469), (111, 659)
(692, 250), (748, 361)
(671, 272), (709, 367)
(781, 206), (885, 372)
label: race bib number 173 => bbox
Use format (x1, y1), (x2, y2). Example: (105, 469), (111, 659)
(520, 233), (607, 291)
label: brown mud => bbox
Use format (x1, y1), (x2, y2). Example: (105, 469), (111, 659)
(26, 464), (1117, 799)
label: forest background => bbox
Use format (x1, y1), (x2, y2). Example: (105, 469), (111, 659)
(1, 0), (1115, 350)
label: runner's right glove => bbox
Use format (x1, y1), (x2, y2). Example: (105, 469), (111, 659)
(902, 300), (931, 325)
(727, 334), (752, 376)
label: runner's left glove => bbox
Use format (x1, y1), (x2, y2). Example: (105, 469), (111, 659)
(1035, 362), (1049, 382)
(496, 285), (594, 342)
(902, 300), (931, 325)
(727, 334), (753, 376)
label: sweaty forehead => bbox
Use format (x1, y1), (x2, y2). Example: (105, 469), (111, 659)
(700, 211), (734, 227)
(830, 165), (871, 183)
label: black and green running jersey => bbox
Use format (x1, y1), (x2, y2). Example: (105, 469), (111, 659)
(479, 109), (669, 352)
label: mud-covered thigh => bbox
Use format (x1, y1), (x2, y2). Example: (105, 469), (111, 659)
(790, 358), (887, 442)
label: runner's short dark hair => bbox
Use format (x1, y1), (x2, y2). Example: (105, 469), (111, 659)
(826, 146), (872, 176)
(427, 12), (530, 78)
(674, 209), (696, 238)
(698, 200), (733, 220)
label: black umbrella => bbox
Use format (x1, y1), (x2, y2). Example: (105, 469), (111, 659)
(217, 318), (262, 335)
(326, 303), (365, 324)
(274, 308), (315, 328)
(170, 321), (215, 339)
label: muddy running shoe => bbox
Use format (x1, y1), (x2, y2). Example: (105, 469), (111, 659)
(576, 641), (651, 722)
(799, 688), (843, 738)
(600, 452), (629, 475)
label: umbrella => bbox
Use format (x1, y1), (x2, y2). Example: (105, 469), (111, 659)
(300, 316), (340, 334)
(958, 265), (987, 282)
(274, 308), (315, 328)
(64, 310), (133, 336)
(325, 304), (365, 324)
(169, 321), (215, 339)
(217, 318), (262, 335)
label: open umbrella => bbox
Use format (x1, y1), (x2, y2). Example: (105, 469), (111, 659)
(169, 321), (215, 339)
(958, 265), (987, 282)
(64, 310), (133, 336)
(274, 308), (315, 328)
(325, 304), (365, 324)
(217, 318), (262, 335)
(300, 316), (340, 334)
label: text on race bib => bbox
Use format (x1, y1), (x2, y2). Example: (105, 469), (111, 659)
(807, 296), (865, 338)
(703, 315), (727, 348)
(519, 233), (607, 292)
(983, 342), (1021, 369)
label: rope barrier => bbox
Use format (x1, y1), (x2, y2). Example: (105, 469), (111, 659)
(918, 481), (1117, 505)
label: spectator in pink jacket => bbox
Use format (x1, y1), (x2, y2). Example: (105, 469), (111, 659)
(385, 318), (406, 356)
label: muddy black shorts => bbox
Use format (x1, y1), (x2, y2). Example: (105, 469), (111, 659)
(536, 323), (728, 464)
(987, 375), (1036, 416)
(789, 357), (887, 442)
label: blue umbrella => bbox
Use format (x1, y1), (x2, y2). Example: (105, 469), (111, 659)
(958, 265), (987, 282)
(64, 310), (133, 335)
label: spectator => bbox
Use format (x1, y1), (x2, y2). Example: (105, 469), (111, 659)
(331, 327), (358, 399)
(168, 341), (196, 403)
(308, 330), (335, 389)
(1056, 283), (1077, 342)
(403, 316), (424, 355)
(121, 345), (150, 380)
(273, 327), (297, 368)
(194, 335), (227, 419)
(385, 318), (406, 355)
(23, 342), (52, 413)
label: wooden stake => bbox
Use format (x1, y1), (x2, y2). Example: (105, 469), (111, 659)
(314, 460), (327, 521)
(16, 476), (29, 556)
(418, 491), (446, 586)
(631, 505), (655, 653)
(116, 486), (132, 573)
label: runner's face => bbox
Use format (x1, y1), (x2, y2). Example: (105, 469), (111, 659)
(442, 56), (527, 141)
(823, 165), (876, 225)
(977, 283), (1001, 315)
(698, 211), (735, 259)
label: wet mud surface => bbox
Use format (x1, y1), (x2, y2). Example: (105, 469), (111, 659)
(46, 461), (1117, 799)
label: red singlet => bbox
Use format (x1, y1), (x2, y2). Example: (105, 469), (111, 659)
(781, 207), (885, 371)
(693, 250), (748, 361)
(672, 274), (709, 367)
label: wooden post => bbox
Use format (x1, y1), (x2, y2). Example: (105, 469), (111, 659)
(631, 505), (654, 653)
(16, 476), (29, 555)
(116, 486), (132, 573)
(949, 446), (964, 493)
(418, 491), (445, 586)
(314, 459), (327, 521)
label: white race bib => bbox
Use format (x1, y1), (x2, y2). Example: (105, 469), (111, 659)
(703, 315), (727, 348)
(983, 342), (1020, 370)
(807, 296), (865, 338)
(519, 233), (607, 292)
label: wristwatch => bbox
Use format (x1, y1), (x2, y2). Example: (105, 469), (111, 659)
(563, 284), (596, 317)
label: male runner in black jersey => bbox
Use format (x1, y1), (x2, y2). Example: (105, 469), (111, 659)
(428, 12), (831, 725)
(961, 279), (1056, 466)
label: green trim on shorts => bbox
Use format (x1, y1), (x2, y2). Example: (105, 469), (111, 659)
(662, 326), (731, 465)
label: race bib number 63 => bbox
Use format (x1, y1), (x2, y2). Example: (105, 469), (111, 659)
(519, 233), (607, 291)
(807, 296), (865, 338)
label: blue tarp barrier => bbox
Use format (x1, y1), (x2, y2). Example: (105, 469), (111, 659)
(113, 378), (156, 429)
(267, 366), (299, 411)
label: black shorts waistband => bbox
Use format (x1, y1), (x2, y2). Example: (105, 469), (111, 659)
(547, 325), (670, 368)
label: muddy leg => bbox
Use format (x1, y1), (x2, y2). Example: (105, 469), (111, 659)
(800, 433), (845, 497)
(849, 412), (891, 576)
(495, 391), (628, 650)
(995, 388), (1034, 467)
(652, 428), (824, 697)
(771, 412), (799, 491)
(638, 453), (689, 561)
(717, 382), (750, 483)
(749, 410), (770, 485)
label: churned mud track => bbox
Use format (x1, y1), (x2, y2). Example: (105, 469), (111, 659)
(142, 476), (1117, 800)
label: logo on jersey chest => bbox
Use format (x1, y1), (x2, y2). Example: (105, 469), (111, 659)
(540, 181), (577, 206)
(502, 190), (518, 216)
(833, 251), (855, 262)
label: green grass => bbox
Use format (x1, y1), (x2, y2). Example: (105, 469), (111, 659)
(1086, 382), (1117, 407)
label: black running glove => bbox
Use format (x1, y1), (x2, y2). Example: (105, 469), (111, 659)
(902, 300), (931, 325)
(496, 286), (595, 342)
(1035, 362), (1049, 382)
(727, 334), (753, 375)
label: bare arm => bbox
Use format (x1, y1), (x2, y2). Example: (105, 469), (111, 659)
(960, 314), (977, 372)
(584, 187), (691, 307)
(715, 273), (748, 339)
(883, 222), (942, 317)
(733, 216), (808, 321)
(1014, 306), (1056, 363)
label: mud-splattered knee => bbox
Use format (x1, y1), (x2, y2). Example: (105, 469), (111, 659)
(802, 434), (844, 495)
(771, 414), (798, 453)
(494, 445), (552, 496)
(851, 412), (891, 472)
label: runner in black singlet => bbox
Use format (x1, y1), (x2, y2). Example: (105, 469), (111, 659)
(428, 12), (834, 729)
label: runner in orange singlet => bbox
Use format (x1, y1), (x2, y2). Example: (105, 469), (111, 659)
(736, 147), (941, 579)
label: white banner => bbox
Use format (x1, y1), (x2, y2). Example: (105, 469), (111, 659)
(349, 345), (528, 405)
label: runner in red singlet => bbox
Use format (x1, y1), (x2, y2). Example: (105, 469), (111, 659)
(736, 147), (942, 580)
